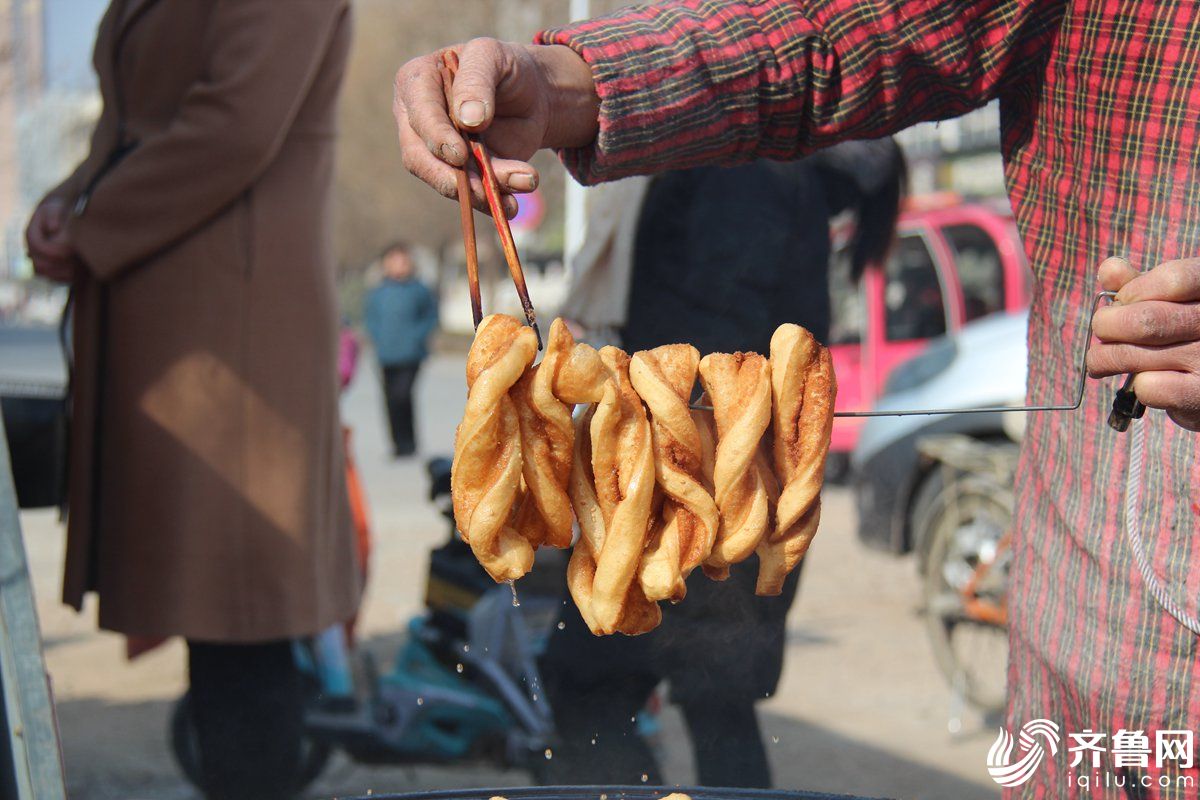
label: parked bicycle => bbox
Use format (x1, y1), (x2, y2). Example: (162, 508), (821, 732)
(915, 434), (1016, 717)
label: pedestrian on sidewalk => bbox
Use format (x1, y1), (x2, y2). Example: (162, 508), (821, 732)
(23, 2), (362, 799)
(364, 241), (439, 457)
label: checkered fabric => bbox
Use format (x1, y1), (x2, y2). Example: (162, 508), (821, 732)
(540, 3), (1200, 797)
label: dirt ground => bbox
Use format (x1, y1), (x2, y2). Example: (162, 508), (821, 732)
(18, 351), (1002, 800)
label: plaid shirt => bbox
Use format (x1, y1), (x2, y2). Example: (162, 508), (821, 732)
(541, 2), (1200, 797)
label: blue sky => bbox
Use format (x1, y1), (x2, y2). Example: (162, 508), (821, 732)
(43, 0), (108, 91)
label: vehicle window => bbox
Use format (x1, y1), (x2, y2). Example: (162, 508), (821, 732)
(828, 246), (864, 345)
(943, 223), (1005, 322)
(885, 234), (947, 341)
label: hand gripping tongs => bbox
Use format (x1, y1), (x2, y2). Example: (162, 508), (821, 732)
(438, 50), (541, 350)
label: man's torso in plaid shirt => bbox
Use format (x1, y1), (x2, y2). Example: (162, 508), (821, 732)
(541, 1), (1200, 796)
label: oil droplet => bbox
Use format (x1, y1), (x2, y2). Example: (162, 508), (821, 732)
(630, 716), (636, 722)
(508, 581), (520, 607)
(557, 621), (566, 630)
(456, 663), (464, 674)
(544, 748), (553, 760)
(640, 774), (649, 783)
(532, 693), (539, 702)
(463, 644), (470, 653)
(416, 697), (424, 706)
(590, 737), (597, 745)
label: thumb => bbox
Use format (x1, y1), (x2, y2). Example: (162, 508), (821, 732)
(39, 197), (67, 234)
(1098, 256), (1139, 293)
(451, 39), (504, 131)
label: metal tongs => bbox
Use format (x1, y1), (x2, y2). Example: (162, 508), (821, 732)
(439, 50), (541, 350)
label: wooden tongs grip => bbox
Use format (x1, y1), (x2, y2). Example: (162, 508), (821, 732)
(439, 50), (541, 349)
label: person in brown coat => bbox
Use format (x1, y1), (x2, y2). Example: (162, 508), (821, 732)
(23, 2), (361, 797)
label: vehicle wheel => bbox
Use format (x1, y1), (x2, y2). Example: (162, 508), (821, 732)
(921, 475), (1011, 715)
(911, 438), (1017, 574)
(909, 466), (945, 575)
(170, 690), (333, 793)
(169, 693), (206, 790)
(528, 749), (554, 786)
(823, 452), (851, 485)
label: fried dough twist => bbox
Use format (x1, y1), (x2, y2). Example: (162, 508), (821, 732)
(451, 315), (538, 582)
(567, 347), (661, 635)
(512, 319), (607, 548)
(756, 324), (837, 596)
(692, 401), (717, 492)
(630, 345), (718, 602)
(566, 404), (606, 634)
(698, 353), (772, 581)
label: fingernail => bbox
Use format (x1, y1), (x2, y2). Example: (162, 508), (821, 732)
(439, 142), (462, 165)
(508, 173), (537, 192)
(458, 100), (486, 127)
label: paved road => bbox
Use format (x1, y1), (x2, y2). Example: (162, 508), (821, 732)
(19, 349), (1002, 800)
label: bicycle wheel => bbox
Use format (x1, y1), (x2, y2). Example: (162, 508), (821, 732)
(921, 474), (1011, 714)
(169, 689), (332, 793)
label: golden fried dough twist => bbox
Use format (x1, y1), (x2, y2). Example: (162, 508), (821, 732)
(451, 315), (538, 582)
(692, 401), (717, 492)
(591, 347), (662, 634)
(630, 345), (719, 602)
(754, 434), (782, 546)
(566, 405), (607, 634)
(567, 347), (661, 635)
(512, 319), (607, 549)
(698, 353), (772, 580)
(756, 324), (837, 596)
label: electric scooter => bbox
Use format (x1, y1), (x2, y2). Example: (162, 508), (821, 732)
(171, 458), (568, 792)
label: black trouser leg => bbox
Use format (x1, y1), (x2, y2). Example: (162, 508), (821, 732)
(540, 600), (663, 786)
(680, 700), (771, 788)
(542, 673), (662, 786)
(187, 640), (304, 800)
(382, 363), (419, 455)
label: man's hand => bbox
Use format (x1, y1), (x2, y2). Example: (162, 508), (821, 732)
(25, 197), (82, 283)
(393, 39), (599, 216)
(1088, 256), (1200, 431)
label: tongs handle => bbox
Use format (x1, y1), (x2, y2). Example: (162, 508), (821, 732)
(437, 54), (482, 329)
(1108, 375), (1146, 432)
(1104, 279), (1146, 433)
(439, 51), (541, 350)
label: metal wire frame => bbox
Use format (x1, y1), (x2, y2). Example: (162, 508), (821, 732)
(692, 290), (1118, 419)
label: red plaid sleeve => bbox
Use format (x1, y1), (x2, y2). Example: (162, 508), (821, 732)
(536, 0), (1066, 184)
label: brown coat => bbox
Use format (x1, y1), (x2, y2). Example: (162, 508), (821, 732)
(45, 0), (362, 641)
